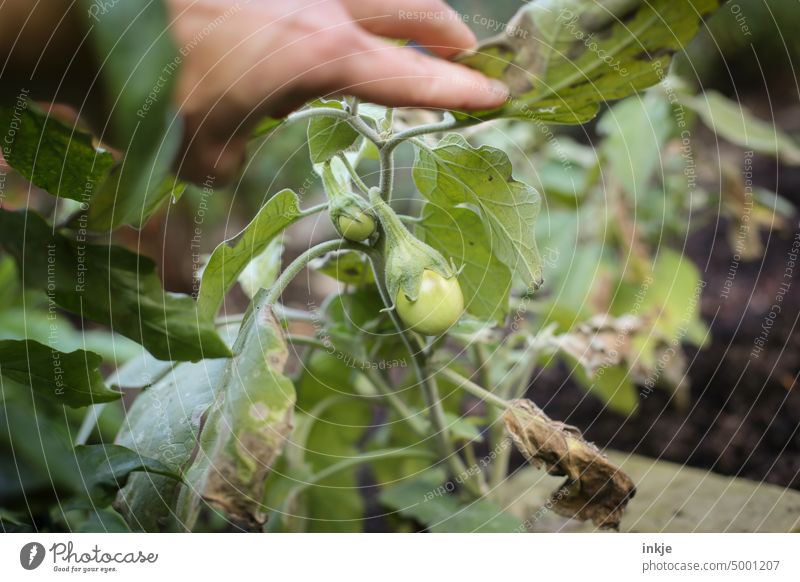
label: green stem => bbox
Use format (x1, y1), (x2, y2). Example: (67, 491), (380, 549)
(265, 239), (356, 305)
(286, 106), (350, 125)
(347, 115), (383, 146)
(299, 202), (329, 218)
(337, 153), (371, 195)
(286, 335), (428, 436)
(363, 368), (429, 436)
(384, 115), (465, 153)
(290, 448), (433, 498)
(439, 367), (510, 410)
(362, 246), (475, 495)
(285, 106), (382, 146)
(378, 146), (394, 201)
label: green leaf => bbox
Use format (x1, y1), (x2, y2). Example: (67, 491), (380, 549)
(252, 116), (284, 139)
(0, 381), (83, 493)
(414, 134), (542, 289)
(571, 359), (639, 415)
(457, 0), (720, 124)
(115, 358), (227, 531)
(419, 204), (512, 325)
(598, 91), (675, 199)
(197, 189), (302, 318)
(611, 249), (705, 341)
(177, 291), (296, 528)
(307, 100), (359, 163)
(75, 444), (181, 506)
(442, 412), (484, 443)
(238, 238), (284, 300)
(380, 475), (521, 532)
(680, 90), (800, 164)
(0, 100), (114, 201)
(0, 209), (230, 361)
(0, 339), (121, 408)
(80, 0), (183, 229)
(309, 250), (375, 285)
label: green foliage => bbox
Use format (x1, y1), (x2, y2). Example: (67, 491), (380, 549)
(197, 189), (302, 317)
(114, 357), (225, 531)
(0, 0), (730, 532)
(419, 205), (512, 325)
(0, 210), (230, 362)
(0, 101), (114, 201)
(380, 474), (521, 532)
(0, 339), (121, 407)
(414, 134), (543, 290)
(307, 100), (359, 163)
(458, 0), (720, 124)
(680, 90), (800, 164)
(80, 0), (184, 230)
(75, 444), (181, 506)
(177, 291), (296, 529)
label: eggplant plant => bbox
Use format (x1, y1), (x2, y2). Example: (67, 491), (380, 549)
(0, 0), (727, 532)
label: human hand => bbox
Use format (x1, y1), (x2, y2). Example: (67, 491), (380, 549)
(168, 0), (509, 183)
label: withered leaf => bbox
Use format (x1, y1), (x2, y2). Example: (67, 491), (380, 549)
(176, 291), (296, 529)
(503, 399), (635, 529)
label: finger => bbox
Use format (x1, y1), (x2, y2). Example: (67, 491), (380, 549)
(340, 0), (476, 58)
(334, 34), (508, 111)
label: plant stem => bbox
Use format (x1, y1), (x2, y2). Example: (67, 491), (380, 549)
(361, 246), (475, 494)
(384, 114), (466, 153)
(264, 239), (356, 305)
(286, 106), (350, 125)
(289, 447), (433, 498)
(362, 368), (429, 436)
(377, 146), (394, 201)
(347, 115), (383, 146)
(337, 153), (371, 195)
(438, 368), (510, 410)
(285, 105), (382, 146)
(299, 202), (329, 218)
(286, 335), (428, 436)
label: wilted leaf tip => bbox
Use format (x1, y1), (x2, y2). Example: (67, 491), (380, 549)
(503, 399), (636, 529)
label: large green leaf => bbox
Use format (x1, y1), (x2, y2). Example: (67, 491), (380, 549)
(414, 134), (542, 289)
(457, 0), (720, 124)
(0, 209), (230, 361)
(307, 100), (359, 163)
(419, 205), (512, 325)
(197, 189), (302, 317)
(598, 91), (675, 199)
(0, 339), (121, 408)
(177, 291), (296, 528)
(0, 101), (114, 201)
(680, 90), (800, 164)
(380, 475), (521, 533)
(114, 358), (228, 531)
(80, 0), (183, 230)
(75, 444), (181, 506)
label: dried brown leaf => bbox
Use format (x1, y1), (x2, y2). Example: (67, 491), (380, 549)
(503, 399), (636, 529)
